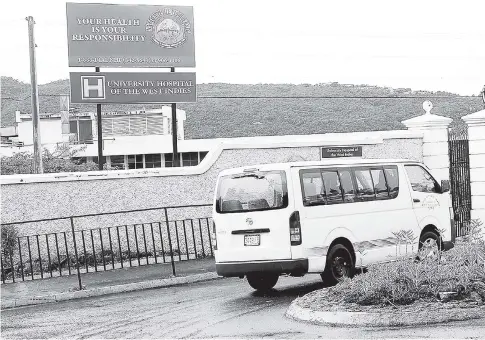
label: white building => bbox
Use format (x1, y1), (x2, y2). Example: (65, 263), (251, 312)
(0, 107), (215, 169)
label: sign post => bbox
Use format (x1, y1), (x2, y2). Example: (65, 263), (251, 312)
(66, 2), (196, 169)
(170, 67), (179, 167)
(95, 67), (104, 170)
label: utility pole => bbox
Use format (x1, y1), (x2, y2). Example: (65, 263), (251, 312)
(26, 16), (43, 173)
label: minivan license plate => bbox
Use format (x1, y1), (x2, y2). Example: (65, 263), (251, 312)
(244, 234), (260, 246)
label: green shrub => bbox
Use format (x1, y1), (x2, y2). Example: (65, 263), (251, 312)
(332, 220), (485, 306)
(0, 146), (100, 175)
(1, 225), (18, 260)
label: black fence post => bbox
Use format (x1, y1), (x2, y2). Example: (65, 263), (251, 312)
(70, 217), (83, 291)
(0, 254), (5, 284)
(81, 230), (88, 273)
(142, 224), (149, 264)
(99, 228), (106, 271)
(116, 226), (123, 269)
(198, 219), (206, 258)
(125, 225), (132, 267)
(108, 227), (115, 270)
(46, 234), (53, 277)
(206, 218), (214, 257)
(63, 232), (71, 275)
(175, 221), (181, 262)
(18, 237), (24, 281)
(158, 222), (166, 263)
(182, 220), (189, 260)
(36, 235), (42, 279)
(134, 224), (141, 266)
(54, 234), (62, 276)
(150, 223), (157, 264)
(90, 229), (97, 272)
(190, 219), (197, 260)
(164, 208), (176, 276)
(27, 236), (34, 280)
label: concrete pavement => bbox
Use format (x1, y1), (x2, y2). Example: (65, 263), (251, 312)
(1, 258), (216, 309)
(2, 274), (485, 339)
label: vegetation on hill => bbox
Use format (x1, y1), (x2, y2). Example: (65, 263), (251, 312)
(1, 76), (482, 139)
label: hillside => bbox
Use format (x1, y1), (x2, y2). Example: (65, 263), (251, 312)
(1, 76), (482, 139)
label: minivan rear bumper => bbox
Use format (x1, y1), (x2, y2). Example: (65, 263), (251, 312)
(216, 259), (308, 277)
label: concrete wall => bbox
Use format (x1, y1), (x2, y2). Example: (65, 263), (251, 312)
(1, 131), (423, 236)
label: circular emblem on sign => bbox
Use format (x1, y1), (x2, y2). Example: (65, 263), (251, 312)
(146, 8), (191, 48)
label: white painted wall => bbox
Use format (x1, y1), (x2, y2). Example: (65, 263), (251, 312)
(16, 118), (63, 147)
(462, 109), (485, 224)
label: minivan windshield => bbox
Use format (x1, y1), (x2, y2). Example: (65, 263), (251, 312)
(216, 170), (288, 213)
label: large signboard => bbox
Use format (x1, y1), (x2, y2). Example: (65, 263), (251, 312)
(321, 146), (363, 158)
(66, 3), (195, 68)
(70, 72), (196, 104)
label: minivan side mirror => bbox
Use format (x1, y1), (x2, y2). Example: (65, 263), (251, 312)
(440, 179), (450, 193)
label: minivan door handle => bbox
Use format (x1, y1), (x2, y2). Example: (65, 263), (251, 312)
(413, 198), (421, 203)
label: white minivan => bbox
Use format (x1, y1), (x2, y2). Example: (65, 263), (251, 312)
(212, 159), (456, 291)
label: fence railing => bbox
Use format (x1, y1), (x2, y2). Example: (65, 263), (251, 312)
(1, 204), (214, 288)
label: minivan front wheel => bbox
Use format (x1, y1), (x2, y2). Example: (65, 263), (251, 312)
(418, 231), (442, 261)
(322, 244), (354, 285)
(246, 273), (279, 291)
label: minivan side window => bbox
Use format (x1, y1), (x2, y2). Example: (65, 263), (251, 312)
(405, 165), (439, 193)
(322, 171), (343, 204)
(301, 165), (399, 206)
(354, 169), (376, 201)
(384, 166), (399, 198)
(301, 170), (325, 206)
(371, 168), (389, 200)
(338, 169), (356, 203)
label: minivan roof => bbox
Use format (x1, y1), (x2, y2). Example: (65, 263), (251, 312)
(219, 158), (419, 176)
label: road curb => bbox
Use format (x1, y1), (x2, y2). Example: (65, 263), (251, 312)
(285, 299), (485, 327)
(1, 272), (221, 310)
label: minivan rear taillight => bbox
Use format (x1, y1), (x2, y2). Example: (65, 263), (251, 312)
(212, 222), (217, 250)
(289, 211), (302, 245)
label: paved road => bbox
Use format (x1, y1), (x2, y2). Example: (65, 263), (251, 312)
(2, 275), (485, 339)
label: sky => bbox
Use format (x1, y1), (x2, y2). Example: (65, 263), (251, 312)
(0, 0), (484, 95)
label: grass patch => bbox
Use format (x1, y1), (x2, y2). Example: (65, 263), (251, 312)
(314, 220), (485, 307)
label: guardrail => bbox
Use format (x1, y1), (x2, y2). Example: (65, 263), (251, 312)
(0, 204), (214, 289)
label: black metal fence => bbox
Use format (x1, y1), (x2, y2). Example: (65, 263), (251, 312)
(448, 128), (472, 237)
(1, 205), (214, 287)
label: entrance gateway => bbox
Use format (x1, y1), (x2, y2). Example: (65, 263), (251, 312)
(448, 127), (472, 237)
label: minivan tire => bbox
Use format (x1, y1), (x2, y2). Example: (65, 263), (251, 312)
(418, 231), (442, 261)
(246, 273), (279, 291)
(322, 244), (354, 285)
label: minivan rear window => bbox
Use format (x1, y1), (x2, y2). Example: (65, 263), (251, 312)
(216, 170), (288, 213)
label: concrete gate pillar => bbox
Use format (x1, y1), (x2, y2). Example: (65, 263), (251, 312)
(402, 101), (452, 181)
(462, 108), (485, 223)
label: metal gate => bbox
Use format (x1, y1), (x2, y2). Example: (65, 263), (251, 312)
(448, 128), (472, 237)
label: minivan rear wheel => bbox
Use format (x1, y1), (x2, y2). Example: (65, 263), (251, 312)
(321, 244), (354, 285)
(246, 273), (279, 291)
